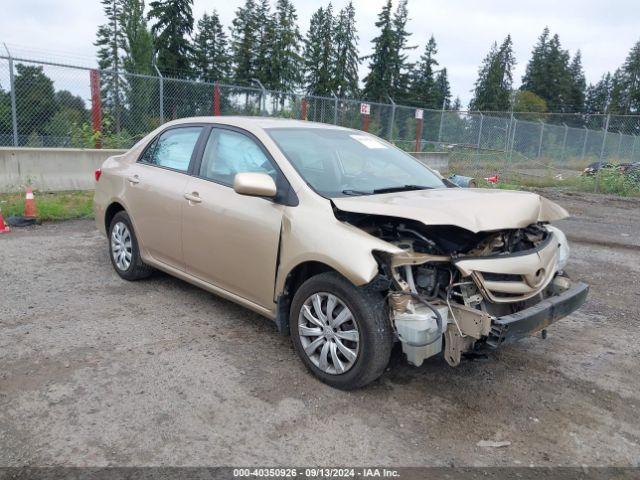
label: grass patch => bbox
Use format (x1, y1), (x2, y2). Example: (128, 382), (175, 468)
(0, 190), (94, 221)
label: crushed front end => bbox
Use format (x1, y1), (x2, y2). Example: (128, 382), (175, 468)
(341, 212), (589, 367)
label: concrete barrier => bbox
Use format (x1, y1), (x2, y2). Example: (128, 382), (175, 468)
(0, 147), (127, 193)
(0, 147), (450, 193)
(410, 151), (449, 172)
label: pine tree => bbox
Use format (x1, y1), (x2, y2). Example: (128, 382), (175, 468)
(230, 0), (259, 85)
(609, 68), (629, 114)
(121, 0), (155, 133)
(362, 0), (395, 101)
(567, 50), (586, 112)
(470, 36), (515, 111)
(585, 73), (612, 113)
(389, 0), (413, 102)
(450, 96), (462, 111)
(609, 40), (640, 114)
(192, 10), (231, 82)
(521, 28), (572, 112)
(269, 0), (303, 93)
(333, 2), (359, 97)
(95, 0), (127, 131)
(303, 5), (334, 95)
(253, 0), (275, 87)
(411, 35), (439, 108)
(434, 68), (451, 109)
(148, 0), (194, 77)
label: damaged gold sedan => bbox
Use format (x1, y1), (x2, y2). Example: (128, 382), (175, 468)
(94, 117), (588, 389)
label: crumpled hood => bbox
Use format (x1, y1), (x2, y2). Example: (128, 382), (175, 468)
(332, 188), (569, 233)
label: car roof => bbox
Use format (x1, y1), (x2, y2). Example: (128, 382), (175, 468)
(161, 115), (354, 131)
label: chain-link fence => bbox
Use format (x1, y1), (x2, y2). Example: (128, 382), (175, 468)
(2, 53), (640, 193)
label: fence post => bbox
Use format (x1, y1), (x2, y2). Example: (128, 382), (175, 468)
(301, 97), (307, 120)
(476, 113), (484, 155)
(332, 92), (338, 125)
(414, 109), (424, 152)
(596, 114), (611, 193)
(213, 82), (221, 116)
(537, 120), (545, 159)
(252, 78), (267, 115)
(617, 131), (623, 159)
(386, 95), (396, 142)
(561, 123), (568, 161)
(89, 69), (102, 149)
(632, 135), (638, 162)
(581, 126), (588, 160)
(509, 117), (518, 161)
(153, 64), (164, 124)
(4, 44), (18, 146)
(437, 97), (447, 144)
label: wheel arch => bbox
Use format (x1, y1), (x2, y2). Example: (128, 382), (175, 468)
(275, 260), (343, 335)
(104, 201), (126, 233)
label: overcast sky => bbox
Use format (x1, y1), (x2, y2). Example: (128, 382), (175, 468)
(2, 0), (639, 105)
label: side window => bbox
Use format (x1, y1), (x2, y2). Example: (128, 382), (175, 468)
(199, 129), (277, 184)
(140, 127), (202, 172)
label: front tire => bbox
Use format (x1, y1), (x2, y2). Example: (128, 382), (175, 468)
(108, 211), (153, 281)
(290, 272), (393, 390)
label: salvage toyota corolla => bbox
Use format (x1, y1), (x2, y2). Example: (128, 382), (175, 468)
(94, 117), (588, 389)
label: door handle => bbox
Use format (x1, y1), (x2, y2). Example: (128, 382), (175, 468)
(184, 192), (202, 203)
(127, 175), (140, 184)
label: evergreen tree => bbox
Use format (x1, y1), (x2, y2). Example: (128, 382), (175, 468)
(362, 0), (395, 101)
(609, 68), (628, 114)
(121, 0), (155, 133)
(192, 10), (231, 82)
(389, 0), (413, 102)
(585, 73), (612, 113)
(450, 96), (462, 111)
(333, 2), (359, 97)
(411, 36), (439, 108)
(230, 0), (259, 85)
(609, 40), (640, 114)
(95, 0), (127, 130)
(470, 35), (515, 111)
(253, 0), (275, 86)
(148, 0), (194, 77)
(567, 50), (586, 112)
(434, 68), (451, 109)
(269, 0), (303, 93)
(521, 28), (572, 111)
(303, 5), (334, 95)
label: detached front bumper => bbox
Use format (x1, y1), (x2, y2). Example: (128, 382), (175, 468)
(486, 281), (589, 348)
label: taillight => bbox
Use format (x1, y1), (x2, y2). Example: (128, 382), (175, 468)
(95, 168), (102, 182)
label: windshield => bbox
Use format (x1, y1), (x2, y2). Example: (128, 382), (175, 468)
(267, 128), (446, 197)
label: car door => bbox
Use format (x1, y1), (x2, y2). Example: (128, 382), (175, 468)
(181, 126), (286, 308)
(123, 125), (204, 271)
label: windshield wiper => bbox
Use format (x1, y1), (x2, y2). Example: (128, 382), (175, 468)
(372, 184), (434, 194)
(341, 189), (373, 196)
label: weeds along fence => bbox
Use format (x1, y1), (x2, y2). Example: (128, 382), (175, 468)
(1, 53), (640, 194)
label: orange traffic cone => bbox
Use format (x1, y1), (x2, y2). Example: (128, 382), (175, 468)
(0, 207), (10, 233)
(24, 186), (37, 218)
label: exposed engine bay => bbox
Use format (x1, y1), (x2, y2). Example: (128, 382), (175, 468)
(335, 210), (577, 368)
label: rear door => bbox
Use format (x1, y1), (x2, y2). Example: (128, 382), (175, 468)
(123, 125), (204, 270)
(181, 126), (286, 308)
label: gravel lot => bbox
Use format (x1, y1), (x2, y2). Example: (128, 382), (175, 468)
(1, 190), (639, 467)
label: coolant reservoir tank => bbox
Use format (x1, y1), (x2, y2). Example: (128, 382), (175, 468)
(394, 304), (449, 367)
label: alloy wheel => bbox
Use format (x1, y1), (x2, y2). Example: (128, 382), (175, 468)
(111, 221), (133, 271)
(297, 292), (360, 375)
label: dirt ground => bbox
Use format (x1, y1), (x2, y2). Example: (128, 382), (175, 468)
(1, 190), (639, 467)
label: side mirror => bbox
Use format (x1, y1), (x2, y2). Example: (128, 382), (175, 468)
(233, 172), (277, 198)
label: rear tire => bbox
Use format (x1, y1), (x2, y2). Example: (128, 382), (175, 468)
(108, 211), (153, 281)
(290, 272), (393, 390)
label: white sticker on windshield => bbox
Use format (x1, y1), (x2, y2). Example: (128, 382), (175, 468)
(350, 134), (388, 149)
